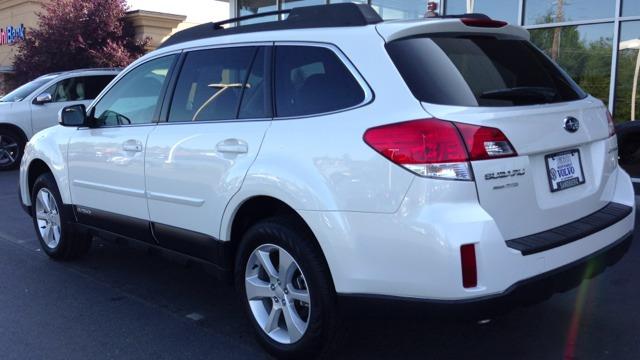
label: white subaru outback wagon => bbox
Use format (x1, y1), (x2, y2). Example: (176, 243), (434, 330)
(18, 3), (635, 358)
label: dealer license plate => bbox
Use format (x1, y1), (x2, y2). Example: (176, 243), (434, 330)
(545, 150), (585, 192)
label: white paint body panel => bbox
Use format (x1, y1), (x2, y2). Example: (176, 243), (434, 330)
(67, 126), (156, 220)
(145, 121), (271, 237)
(19, 20), (636, 301)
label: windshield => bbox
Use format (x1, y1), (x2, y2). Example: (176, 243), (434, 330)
(386, 35), (587, 107)
(0, 75), (57, 103)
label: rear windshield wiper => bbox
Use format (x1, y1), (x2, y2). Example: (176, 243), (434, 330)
(480, 87), (558, 102)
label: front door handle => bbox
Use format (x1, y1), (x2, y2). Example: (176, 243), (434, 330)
(123, 140), (143, 152)
(216, 139), (248, 154)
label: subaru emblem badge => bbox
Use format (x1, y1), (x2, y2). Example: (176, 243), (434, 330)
(563, 117), (580, 133)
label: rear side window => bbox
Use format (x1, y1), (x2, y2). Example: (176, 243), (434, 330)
(169, 47), (270, 122)
(386, 35), (587, 107)
(274, 46), (365, 117)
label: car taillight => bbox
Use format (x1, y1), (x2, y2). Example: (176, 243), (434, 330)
(606, 110), (615, 137)
(363, 118), (517, 180)
(456, 123), (516, 160)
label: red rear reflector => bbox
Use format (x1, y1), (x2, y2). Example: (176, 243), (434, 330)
(455, 123), (517, 161)
(461, 18), (508, 28)
(460, 244), (478, 288)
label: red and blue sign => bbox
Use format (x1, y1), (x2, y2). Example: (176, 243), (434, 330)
(0, 24), (26, 45)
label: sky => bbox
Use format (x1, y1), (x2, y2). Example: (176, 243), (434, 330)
(126, 0), (230, 23)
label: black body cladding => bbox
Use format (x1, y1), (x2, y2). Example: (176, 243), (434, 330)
(506, 202), (633, 255)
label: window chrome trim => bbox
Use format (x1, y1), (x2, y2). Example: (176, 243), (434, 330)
(272, 41), (374, 120)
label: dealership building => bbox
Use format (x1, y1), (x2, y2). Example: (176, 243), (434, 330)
(0, 0), (637, 121)
(0, 0), (199, 92)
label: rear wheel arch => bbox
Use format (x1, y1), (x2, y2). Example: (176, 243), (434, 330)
(229, 196), (336, 291)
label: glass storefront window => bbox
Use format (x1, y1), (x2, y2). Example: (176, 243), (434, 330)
(622, 0), (640, 17)
(615, 21), (640, 121)
(529, 23), (614, 106)
(282, 0), (325, 10)
(525, 0), (615, 25)
(238, 0), (278, 24)
(445, 0), (519, 25)
(370, 0), (425, 20)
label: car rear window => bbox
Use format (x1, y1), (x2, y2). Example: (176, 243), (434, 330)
(386, 35), (587, 107)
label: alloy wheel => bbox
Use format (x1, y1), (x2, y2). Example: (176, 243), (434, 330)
(35, 188), (62, 249)
(0, 134), (19, 167)
(245, 244), (311, 345)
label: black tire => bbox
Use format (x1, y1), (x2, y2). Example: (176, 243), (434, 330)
(0, 128), (25, 171)
(31, 172), (91, 260)
(235, 217), (340, 359)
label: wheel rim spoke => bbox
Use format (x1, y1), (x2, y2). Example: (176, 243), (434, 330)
(256, 250), (278, 279)
(38, 191), (51, 212)
(52, 225), (61, 243)
(282, 302), (305, 343)
(245, 275), (273, 300)
(36, 210), (48, 221)
(278, 249), (295, 285)
(287, 286), (310, 304)
(264, 306), (282, 334)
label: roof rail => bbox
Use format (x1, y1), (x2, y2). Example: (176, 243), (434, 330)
(211, 9), (292, 30)
(159, 3), (383, 49)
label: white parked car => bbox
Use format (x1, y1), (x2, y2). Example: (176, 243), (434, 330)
(17, 4), (635, 358)
(0, 68), (118, 170)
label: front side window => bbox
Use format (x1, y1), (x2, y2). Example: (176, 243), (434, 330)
(274, 46), (365, 117)
(169, 46), (270, 122)
(0, 75), (57, 102)
(45, 75), (115, 102)
(93, 55), (175, 126)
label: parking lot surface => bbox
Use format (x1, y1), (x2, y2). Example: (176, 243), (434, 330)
(0, 169), (639, 360)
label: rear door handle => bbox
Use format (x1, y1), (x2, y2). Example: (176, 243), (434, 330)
(123, 140), (143, 152)
(216, 139), (248, 154)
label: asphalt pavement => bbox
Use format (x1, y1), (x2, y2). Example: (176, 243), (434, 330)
(0, 169), (639, 360)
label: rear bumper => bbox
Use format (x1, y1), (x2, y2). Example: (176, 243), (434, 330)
(300, 167), (635, 301)
(339, 230), (633, 317)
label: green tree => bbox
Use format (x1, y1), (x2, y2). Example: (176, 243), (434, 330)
(12, 0), (149, 85)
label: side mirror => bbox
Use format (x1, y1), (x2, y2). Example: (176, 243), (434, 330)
(58, 104), (87, 127)
(33, 93), (53, 105)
